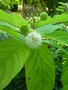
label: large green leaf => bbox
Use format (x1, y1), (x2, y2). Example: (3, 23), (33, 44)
(25, 44), (55, 90)
(0, 21), (25, 41)
(0, 20), (20, 32)
(36, 24), (63, 35)
(0, 25), (24, 41)
(37, 14), (68, 27)
(0, 39), (30, 90)
(61, 53), (68, 90)
(45, 31), (68, 46)
(0, 9), (28, 29)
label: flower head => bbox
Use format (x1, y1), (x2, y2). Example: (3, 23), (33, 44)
(25, 31), (42, 48)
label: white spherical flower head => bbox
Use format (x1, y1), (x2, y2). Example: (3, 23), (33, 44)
(25, 31), (42, 48)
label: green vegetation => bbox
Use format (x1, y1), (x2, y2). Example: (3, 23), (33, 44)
(0, 0), (68, 90)
(40, 12), (48, 20)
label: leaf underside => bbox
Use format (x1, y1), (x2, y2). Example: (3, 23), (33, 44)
(36, 24), (63, 35)
(45, 31), (68, 46)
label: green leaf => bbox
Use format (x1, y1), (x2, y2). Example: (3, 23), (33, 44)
(0, 9), (28, 29)
(36, 24), (64, 35)
(0, 39), (30, 90)
(37, 14), (68, 27)
(61, 53), (68, 90)
(45, 31), (68, 46)
(25, 44), (55, 90)
(43, 40), (66, 52)
(0, 21), (25, 41)
(27, 0), (33, 4)
(0, 25), (24, 41)
(62, 85), (68, 90)
(0, 20), (20, 32)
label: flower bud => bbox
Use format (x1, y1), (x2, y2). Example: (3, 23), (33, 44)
(40, 12), (48, 20)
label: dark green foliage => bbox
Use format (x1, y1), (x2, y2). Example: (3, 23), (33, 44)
(10, 3), (18, 12)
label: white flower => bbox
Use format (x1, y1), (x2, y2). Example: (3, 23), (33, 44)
(25, 31), (42, 48)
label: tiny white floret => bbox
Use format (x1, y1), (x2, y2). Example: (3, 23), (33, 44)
(25, 31), (42, 48)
